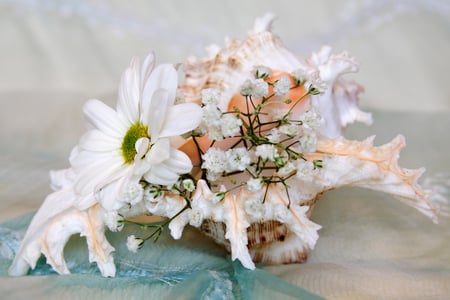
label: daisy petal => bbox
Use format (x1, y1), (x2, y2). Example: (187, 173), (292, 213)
(140, 53), (155, 87)
(83, 99), (127, 138)
(148, 89), (170, 141)
(145, 138), (171, 165)
(117, 57), (140, 124)
(73, 153), (126, 196)
(143, 148), (192, 186)
(135, 137), (150, 160)
(97, 176), (129, 211)
(159, 103), (203, 138)
(165, 148), (193, 174)
(79, 129), (121, 152)
(144, 164), (180, 186)
(141, 64), (178, 123)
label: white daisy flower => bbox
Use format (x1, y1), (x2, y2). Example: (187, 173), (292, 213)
(70, 54), (202, 210)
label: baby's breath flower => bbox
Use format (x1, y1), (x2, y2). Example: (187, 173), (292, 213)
(300, 108), (322, 130)
(206, 171), (221, 182)
(201, 88), (221, 105)
(126, 235), (143, 253)
(244, 197), (265, 219)
(143, 185), (163, 203)
(208, 125), (225, 141)
(271, 108), (290, 120)
(202, 105), (222, 125)
(104, 211), (124, 232)
(202, 147), (227, 174)
(255, 144), (279, 162)
(247, 178), (264, 192)
(189, 209), (203, 227)
(226, 148), (251, 172)
(267, 128), (281, 143)
(182, 179), (195, 192)
(274, 203), (291, 222)
(220, 114), (242, 138)
(123, 182), (144, 205)
(296, 160), (315, 182)
(274, 75), (291, 96)
(298, 132), (318, 153)
(201, 105), (224, 140)
(277, 161), (296, 176)
(254, 65), (272, 79)
(279, 124), (299, 137)
(306, 70), (327, 93)
(292, 69), (307, 85)
(240, 78), (269, 98)
(210, 192), (225, 204)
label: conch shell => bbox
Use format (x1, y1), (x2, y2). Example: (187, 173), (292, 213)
(9, 14), (439, 277)
(177, 13), (438, 266)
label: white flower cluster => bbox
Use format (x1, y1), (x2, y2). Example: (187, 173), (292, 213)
(202, 147), (251, 180)
(198, 64), (326, 189)
(291, 68), (326, 94)
(198, 88), (243, 141)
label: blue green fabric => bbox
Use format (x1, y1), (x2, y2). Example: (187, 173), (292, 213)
(0, 212), (323, 299)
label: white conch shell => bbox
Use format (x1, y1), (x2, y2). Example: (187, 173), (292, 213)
(8, 14), (439, 277)
(180, 13), (372, 138)
(9, 186), (115, 277)
(189, 135), (438, 267)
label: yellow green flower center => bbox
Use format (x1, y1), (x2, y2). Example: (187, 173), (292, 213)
(121, 123), (149, 164)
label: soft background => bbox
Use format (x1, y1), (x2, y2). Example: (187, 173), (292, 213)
(0, 0), (449, 299)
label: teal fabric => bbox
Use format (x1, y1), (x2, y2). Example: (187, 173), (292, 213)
(0, 212), (323, 299)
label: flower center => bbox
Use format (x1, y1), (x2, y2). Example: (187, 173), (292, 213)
(121, 123), (149, 164)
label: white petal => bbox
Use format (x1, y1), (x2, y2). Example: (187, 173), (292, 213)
(83, 99), (127, 138)
(74, 154), (127, 196)
(159, 103), (203, 138)
(141, 64), (177, 123)
(135, 137), (150, 160)
(143, 148), (192, 186)
(117, 57), (141, 124)
(144, 164), (180, 186)
(148, 89), (170, 141)
(98, 176), (129, 211)
(145, 138), (170, 165)
(140, 53), (155, 86)
(165, 148), (193, 174)
(79, 129), (121, 152)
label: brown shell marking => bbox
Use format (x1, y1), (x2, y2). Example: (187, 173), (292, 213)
(200, 219), (310, 264)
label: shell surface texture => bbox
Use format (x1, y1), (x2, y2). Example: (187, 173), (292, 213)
(9, 14), (439, 277)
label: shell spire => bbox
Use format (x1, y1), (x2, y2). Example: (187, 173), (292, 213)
(249, 12), (276, 34)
